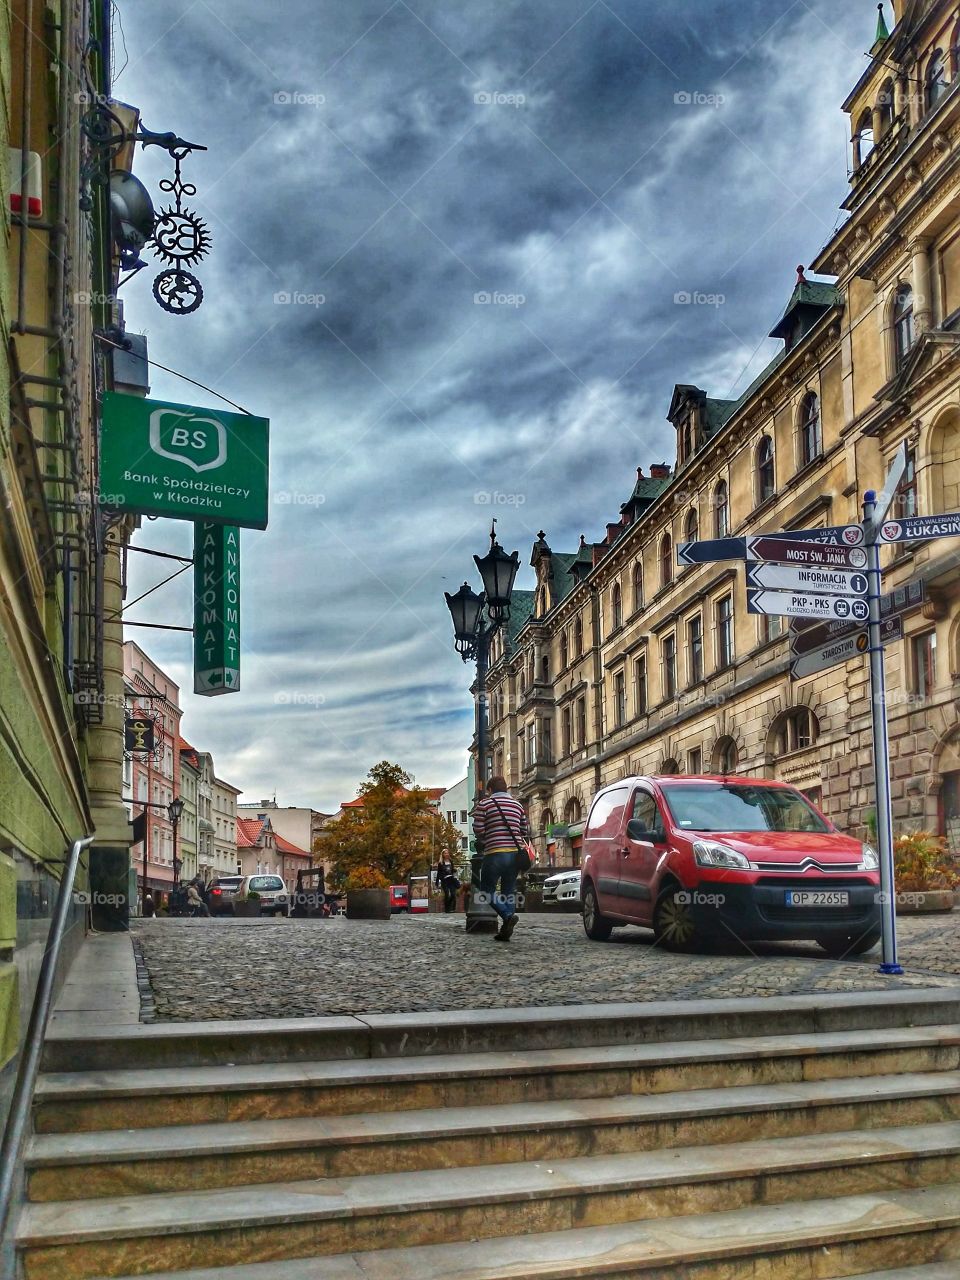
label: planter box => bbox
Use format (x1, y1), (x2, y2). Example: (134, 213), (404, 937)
(232, 901), (261, 918)
(346, 888), (391, 920)
(896, 889), (955, 914)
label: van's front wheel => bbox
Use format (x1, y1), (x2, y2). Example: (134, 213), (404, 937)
(582, 882), (613, 941)
(653, 886), (700, 952)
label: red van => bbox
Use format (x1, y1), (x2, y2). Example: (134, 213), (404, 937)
(580, 775), (881, 956)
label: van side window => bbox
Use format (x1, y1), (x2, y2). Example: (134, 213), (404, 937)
(631, 791), (664, 840)
(586, 787), (630, 839)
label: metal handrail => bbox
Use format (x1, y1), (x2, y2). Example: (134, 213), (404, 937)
(0, 834), (94, 1250)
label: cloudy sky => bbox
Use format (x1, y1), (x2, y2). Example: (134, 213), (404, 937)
(116, 0), (876, 811)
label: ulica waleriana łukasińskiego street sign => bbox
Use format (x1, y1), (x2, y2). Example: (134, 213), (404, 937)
(98, 392), (269, 529)
(194, 522), (240, 696)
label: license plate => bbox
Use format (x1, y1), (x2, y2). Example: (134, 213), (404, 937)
(785, 890), (850, 907)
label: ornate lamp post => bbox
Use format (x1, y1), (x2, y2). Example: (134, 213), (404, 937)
(168, 796), (185, 886)
(444, 523), (520, 933)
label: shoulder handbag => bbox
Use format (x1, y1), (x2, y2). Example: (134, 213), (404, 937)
(490, 798), (538, 873)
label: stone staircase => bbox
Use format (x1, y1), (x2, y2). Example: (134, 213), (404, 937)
(13, 990), (960, 1279)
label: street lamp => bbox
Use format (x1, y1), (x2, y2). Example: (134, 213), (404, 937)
(168, 796), (185, 886)
(444, 522), (518, 932)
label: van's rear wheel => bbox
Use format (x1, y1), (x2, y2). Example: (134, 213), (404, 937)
(653, 886), (700, 952)
(582, 883), (613, 941)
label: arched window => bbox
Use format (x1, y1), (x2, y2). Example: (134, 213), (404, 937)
(660, 757), (680, 775)
(565, 797), (581, 825)
(772, 707), (819, 756)
(660, 534), (673, 588)
(713, 736), (738, 775)
(632, 561), (643, 611)
(574, 616), (583, 658)
(800, 392), (822, 466)
(685, 507), (698, 545)
(714, 481), (729, 538)
(757, 435), (775, 503)
(560, 629), (569, 670)
(877, 79), (895, 135)
(893, 283), (915, 368)
(854, 108), (874, 167)
(925, 48), (947, 112)
(611, 582), (622, 631)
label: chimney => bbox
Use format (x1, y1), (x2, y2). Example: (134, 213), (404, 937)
(636, 466), (644, 478)
(650, 463), (671, 478)
(606, 522), (620, 544)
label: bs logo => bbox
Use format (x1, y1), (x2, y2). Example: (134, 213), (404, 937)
(149, 408), (227, 474)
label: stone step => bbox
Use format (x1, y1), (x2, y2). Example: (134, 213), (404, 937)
(851, 1268), (960, 1279)
(16, 1124), (960, 1278)
(19, 1182), (960, 1280)
(33, 1021), (960, 1134)
(24, 1071), (960, 1201)
(39, 988), (960, 1072)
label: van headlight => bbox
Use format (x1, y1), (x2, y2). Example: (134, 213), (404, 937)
(859, 843), (879, 870)
(693, 841), (751, 870)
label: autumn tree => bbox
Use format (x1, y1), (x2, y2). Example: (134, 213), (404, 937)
(326, 762), (462, 891)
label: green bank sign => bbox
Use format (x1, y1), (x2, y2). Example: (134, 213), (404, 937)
(194, 523), (240, 696)
(99, 392), (269, 529)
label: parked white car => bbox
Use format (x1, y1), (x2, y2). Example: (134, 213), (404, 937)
(541, 869), (582, 909)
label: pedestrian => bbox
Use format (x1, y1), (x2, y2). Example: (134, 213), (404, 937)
(473, 776), (530, 942)
(435, 854), (460, 913)
(186, 879), (210, 917)
(142, 891), (155, 918)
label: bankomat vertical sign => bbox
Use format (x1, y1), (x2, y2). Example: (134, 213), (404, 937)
(194, 522), (240, 695)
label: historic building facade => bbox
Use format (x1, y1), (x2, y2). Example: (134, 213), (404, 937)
(481, 0), (960, 863)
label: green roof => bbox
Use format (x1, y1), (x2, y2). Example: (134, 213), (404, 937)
(551, 552), (581, 604)
(704, 398), (738, 437)
(769, 279), (841, 340)
(501, 589), (534, 653)
(875, 2), (890, 45)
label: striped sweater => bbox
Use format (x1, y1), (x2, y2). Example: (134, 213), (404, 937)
(473, 792), (529, 855)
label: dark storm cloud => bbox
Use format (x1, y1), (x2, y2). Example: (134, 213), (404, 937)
(117, 0), (872, 808)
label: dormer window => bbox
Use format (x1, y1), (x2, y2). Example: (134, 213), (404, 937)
(925, 49), (947, 112)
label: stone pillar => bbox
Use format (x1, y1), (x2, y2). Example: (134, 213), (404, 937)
(910, 237), (933, 332)
(85, 529), (134, 928)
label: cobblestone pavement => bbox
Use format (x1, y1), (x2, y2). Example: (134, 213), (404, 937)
(131, 910), (960, 1022)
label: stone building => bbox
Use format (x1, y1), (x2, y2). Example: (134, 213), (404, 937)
(235, 817), (312, 896)
(480, 0), (960, 863)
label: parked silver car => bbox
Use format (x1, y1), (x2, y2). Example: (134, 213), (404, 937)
(237, 874), (288, 916)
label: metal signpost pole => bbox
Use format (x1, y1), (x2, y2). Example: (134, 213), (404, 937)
(863, 490), (902, 976)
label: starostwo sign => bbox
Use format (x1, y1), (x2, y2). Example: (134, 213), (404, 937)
(99, 392), (269, 529)
(194, 522), (240, 696)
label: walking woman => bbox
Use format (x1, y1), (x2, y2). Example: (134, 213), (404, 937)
(472, 776), (529, 942)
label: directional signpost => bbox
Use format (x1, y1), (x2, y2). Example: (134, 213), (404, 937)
(675, 438), (960, 977)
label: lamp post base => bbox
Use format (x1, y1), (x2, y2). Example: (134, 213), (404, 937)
(465, 885), (499, 933)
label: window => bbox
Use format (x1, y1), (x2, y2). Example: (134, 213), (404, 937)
(634, 654), (647, 715)
(562, 705), (572, 756)
(800, 393), (822, 465)
(661, 757), (680, 775)
(542, 718), (553, 762)
(773, 707), (819, 755)
(630, 790), (664, 839)
(586, 787), (630, 839)
(685, 508), (699, 545)
(541, 653), (550, 683)
(662, 634), (677, 699)
(661, 781), (829, 833)
(611, 582), (622, 631)
(576, 696), (587, 746)
(660, 534), (673, 588)
(893, 285), (915, 368)
(613, 669), (626, 727)
(446, 810), (456, 824)
(460, 809), (468, 824)
(687, 747), (702, 775)
(855, 108), (874, 166)
(565, 797), (582, 825)
(912, 631), (937, 697)
(895, 446), (918, 518)
(632, 561), (643, 611)
(757, 435), (775, 504)
(759, 613), (784, 643)
(877, 80), (895, 135)
(574, 616), (583, 658)
(679, 412), (694, 462)
(925, 48), (947, 112)
(714, 736), (738, 774)
(714, 481), (729, 538)
(715, 594), (734, 668)
(687, 614), (703, 685)
(560, 629), (569, 670)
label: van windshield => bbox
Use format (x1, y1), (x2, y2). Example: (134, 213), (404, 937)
(660, 783), (830, 834)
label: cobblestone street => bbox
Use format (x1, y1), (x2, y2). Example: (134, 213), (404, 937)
(131, 911), (960, 1022)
